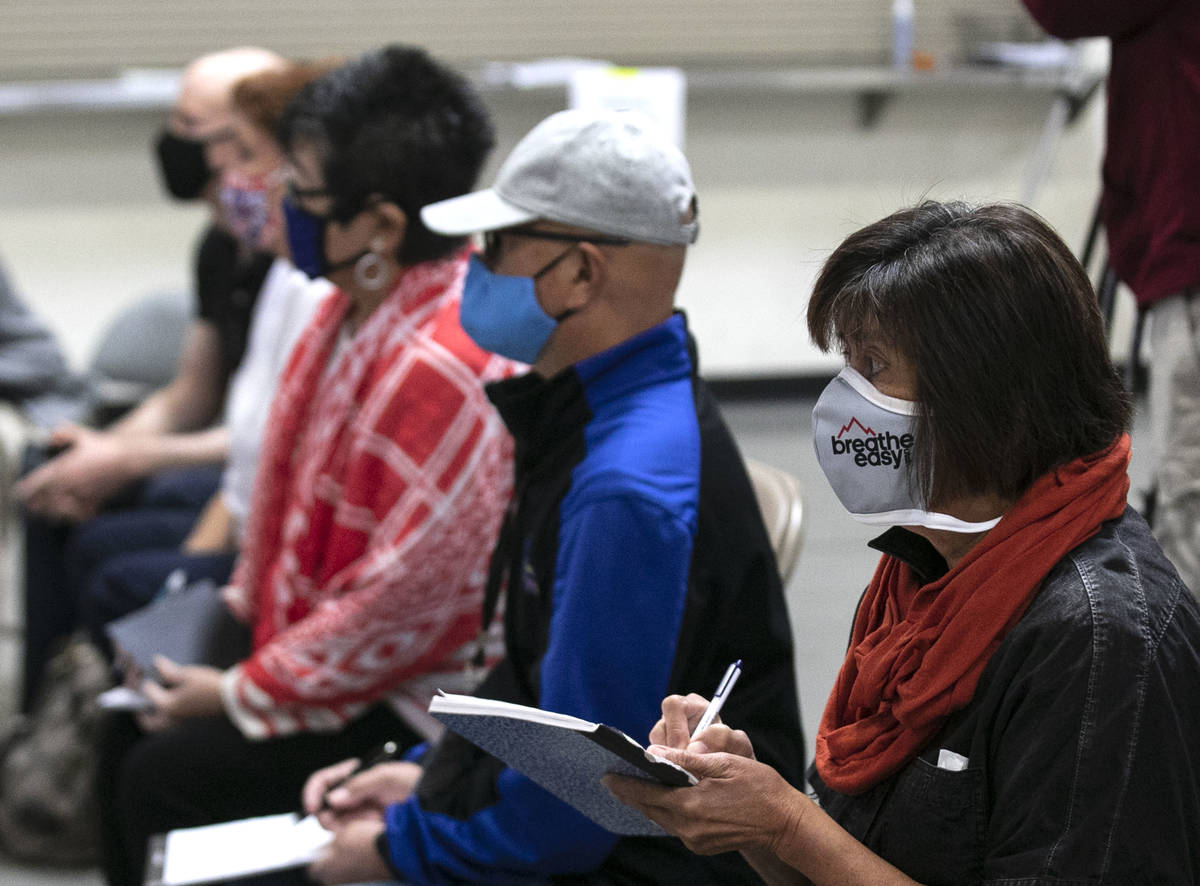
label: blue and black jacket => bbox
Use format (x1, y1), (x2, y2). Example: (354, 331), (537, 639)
(384, 313), (804, 884)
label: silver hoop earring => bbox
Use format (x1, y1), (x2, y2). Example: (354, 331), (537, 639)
(355, 252), (388, 291)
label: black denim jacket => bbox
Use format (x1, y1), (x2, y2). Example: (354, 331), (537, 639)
(811, 507), (1200, 885)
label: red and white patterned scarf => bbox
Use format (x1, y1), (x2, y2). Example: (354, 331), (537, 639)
(222, 251), (515, 739)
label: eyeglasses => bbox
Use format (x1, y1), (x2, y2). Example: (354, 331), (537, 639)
(483, 227), (631, 267)
(285, 183), (385, 223)
(287, 181), (334, 203)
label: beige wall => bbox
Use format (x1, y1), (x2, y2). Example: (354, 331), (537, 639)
(0, 73), (1113, 377)
(0, 0), (1130, 377)
(0, 0), (1042, 79)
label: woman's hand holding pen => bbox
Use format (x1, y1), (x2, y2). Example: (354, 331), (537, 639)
(608, 748), (803, 858)
(613, 670), (919, 884)
(607, 666), (789, 860)
(650, 692), (757, 759)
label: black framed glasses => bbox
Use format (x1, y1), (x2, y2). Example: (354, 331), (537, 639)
(483, 227), (631, 267)
(287, 181), (334, 203)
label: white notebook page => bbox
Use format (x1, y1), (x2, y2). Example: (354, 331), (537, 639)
(160, 812), (331, 885)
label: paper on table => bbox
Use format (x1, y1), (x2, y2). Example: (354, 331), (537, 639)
(157, 812), (331, 885)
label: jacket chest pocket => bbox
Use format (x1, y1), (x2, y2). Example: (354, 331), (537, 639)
(872, 758), (987, 886)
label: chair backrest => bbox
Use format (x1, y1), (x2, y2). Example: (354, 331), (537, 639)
(745, 457), (805, 587)
(86, 290), (190, 423)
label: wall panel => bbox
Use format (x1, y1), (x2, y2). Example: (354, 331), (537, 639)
(0, 0), (1041, 79)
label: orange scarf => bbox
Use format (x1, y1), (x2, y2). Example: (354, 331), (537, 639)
(815, 434), (1131, 795)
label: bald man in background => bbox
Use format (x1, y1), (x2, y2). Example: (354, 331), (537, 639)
(17, 47), (285, 711)
(20, 47), (286, 517)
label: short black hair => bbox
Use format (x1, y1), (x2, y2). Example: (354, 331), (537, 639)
(278, 45), (495, 266)
(808, 200), (1131, 505)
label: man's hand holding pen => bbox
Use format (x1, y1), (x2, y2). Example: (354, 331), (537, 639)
(303, 741), (422, 885)
(302, 742), (423, 829)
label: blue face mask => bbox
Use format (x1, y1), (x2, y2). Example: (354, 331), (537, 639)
(283, 195), (368, 280)
(459, 252), (575, 365)
(282, 196), (327, 278)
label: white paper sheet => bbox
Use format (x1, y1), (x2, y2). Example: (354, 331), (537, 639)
(159, 812), (331, 885)
(96, 686), (154, 712)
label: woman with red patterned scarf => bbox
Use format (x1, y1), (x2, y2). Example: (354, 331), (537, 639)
(611, 202), (1200, 885)
(97, 46), (516, 886)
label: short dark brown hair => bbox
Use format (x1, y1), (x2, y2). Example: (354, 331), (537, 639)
(808, 201), (1130, 505)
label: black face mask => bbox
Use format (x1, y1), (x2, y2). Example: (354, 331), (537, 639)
(154, 129), (212, 201)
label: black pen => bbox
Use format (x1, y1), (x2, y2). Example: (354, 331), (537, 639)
(317, 739), (401, 813)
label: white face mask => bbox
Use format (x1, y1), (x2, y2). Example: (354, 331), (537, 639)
(812, 366), (1002, 534)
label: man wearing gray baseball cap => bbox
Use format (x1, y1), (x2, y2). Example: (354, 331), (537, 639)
(420, 107), (701, 374)
(302, 109), (803, 885)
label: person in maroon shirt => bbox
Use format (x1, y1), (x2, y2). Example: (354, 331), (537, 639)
(1020, 0), (1200, 595)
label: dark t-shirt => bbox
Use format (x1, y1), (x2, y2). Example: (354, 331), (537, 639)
(193, 225), (273, 391)
(812, 508), (1200, 885)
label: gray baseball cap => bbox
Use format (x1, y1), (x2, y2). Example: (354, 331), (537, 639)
(421, 109), (699, 246)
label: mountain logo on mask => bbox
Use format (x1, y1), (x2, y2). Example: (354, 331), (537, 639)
(829, 417), (912, 471)
(813, 366), (1002, 533)
(835, 417), (875, 438)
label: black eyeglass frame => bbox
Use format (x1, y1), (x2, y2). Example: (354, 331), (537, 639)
(483, 227), (631, 266)
(287, 181), (335, 203)
(285, 182), (386, 225)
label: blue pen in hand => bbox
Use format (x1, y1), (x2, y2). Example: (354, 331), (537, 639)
(690, 660), (742, 740)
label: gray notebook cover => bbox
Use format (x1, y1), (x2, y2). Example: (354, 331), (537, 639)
(429, 693), (695, 836)
(105, 581), (250, 677)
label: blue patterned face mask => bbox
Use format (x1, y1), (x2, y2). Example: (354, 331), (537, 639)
(812, 366), (1002, 533)
(219, 172), (274, 250)
(458, 253), (575, 365)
